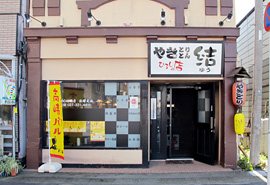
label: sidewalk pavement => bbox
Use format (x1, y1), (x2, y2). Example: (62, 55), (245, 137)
(0, 161), (267, 185)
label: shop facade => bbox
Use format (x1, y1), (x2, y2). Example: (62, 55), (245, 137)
(25, 0), (239, 169)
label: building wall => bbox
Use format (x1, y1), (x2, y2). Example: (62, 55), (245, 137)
(0, 0), (20, 55)
(237, 6), (269, 124)
(28, 0), (235, 28)
(25, 0), (239, 169)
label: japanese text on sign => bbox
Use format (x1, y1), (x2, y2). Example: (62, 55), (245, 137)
(150, 42), (223, 76)
(49, 81), (64, 160)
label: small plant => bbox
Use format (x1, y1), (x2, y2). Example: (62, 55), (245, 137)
(255, 153), (268, 170)
(237, 156), (253, 171)
(0, 156), (23, 177)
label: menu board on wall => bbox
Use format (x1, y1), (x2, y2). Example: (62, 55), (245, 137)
(90, 121), (105, 142)
(46, 121), (87, 133)
(64, 121), (87, 133)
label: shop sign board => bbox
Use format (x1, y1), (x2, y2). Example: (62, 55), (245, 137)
(149, 42), (223, 76)
(0, 76), (16, 105)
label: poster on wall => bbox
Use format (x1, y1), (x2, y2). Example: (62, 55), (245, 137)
(49, 81), (64, 160)
(149, 42), (223, 76)
(90, 121), (105, 142)
(46, 121), (87, 133)
(64, 121), (87, 132)
(130, 97), (139, 109)
(0, 76), (16, 105)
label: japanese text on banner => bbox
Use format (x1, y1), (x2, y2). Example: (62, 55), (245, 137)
(49, 81), (64, 160)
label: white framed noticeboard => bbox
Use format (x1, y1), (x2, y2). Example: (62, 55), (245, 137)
(149, 41), (223, 76)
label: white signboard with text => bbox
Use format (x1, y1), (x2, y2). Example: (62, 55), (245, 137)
(149, 42), (223, 76)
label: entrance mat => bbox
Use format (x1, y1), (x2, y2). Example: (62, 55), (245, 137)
(165, 158), (194, 164)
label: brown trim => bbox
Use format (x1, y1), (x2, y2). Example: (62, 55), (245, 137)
(32, 0), (45, 16)
(24, 27), (239, 38)
(48, 0), (61, 16)
(205, 0), (217, 15)
(221, 61), (236, 169)
(32, 0), (45, 7)
(205, 7), (218, 15)
(26, 36), (42, 169)
(224, 36), (237, 60)
(225, 36), (236, 41)
(106, 35), (118, 44)
(66, 36), (78, 44)
(48, 0), (60, 7)
(220, 37), (237, 169)
(76, 0), (189, 27)
(146, 35), (158, 42)
(220, 0), (233, 16)
(186, 35), (198, 40)
(48, 7), (60, 16)
(220, 0), (233, 7)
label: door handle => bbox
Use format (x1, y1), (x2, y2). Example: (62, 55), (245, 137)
(210, 117), (215, 131)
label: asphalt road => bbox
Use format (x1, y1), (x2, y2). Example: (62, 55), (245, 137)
(0, 171), (267, 185)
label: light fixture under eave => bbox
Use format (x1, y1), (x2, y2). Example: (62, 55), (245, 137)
(24, 13), (46, 27)
(219, 12), (233, 26)
(160, 9), (166, 26)
(87, 9), (101, 26)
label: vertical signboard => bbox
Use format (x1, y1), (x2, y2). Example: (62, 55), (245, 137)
(49, 81), (64, 160)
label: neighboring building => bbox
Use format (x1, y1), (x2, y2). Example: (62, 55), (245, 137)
(237, 6), (269, 125)
(237, 2), (270, 154)
(0, 0), (27, 162)
(24, 0), (239, 169)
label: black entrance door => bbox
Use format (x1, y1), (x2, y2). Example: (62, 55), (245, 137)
(150, 84), (216, 164)
(194, 84), (216, 165)
(168, 88), (196, 158)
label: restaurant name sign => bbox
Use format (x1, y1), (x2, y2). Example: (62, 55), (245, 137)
(149, 42), (223, 76)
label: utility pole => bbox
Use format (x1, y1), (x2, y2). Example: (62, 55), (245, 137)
(250, 0), (263, 166)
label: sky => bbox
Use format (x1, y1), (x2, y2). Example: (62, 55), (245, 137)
(235, 0), (255, 24)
